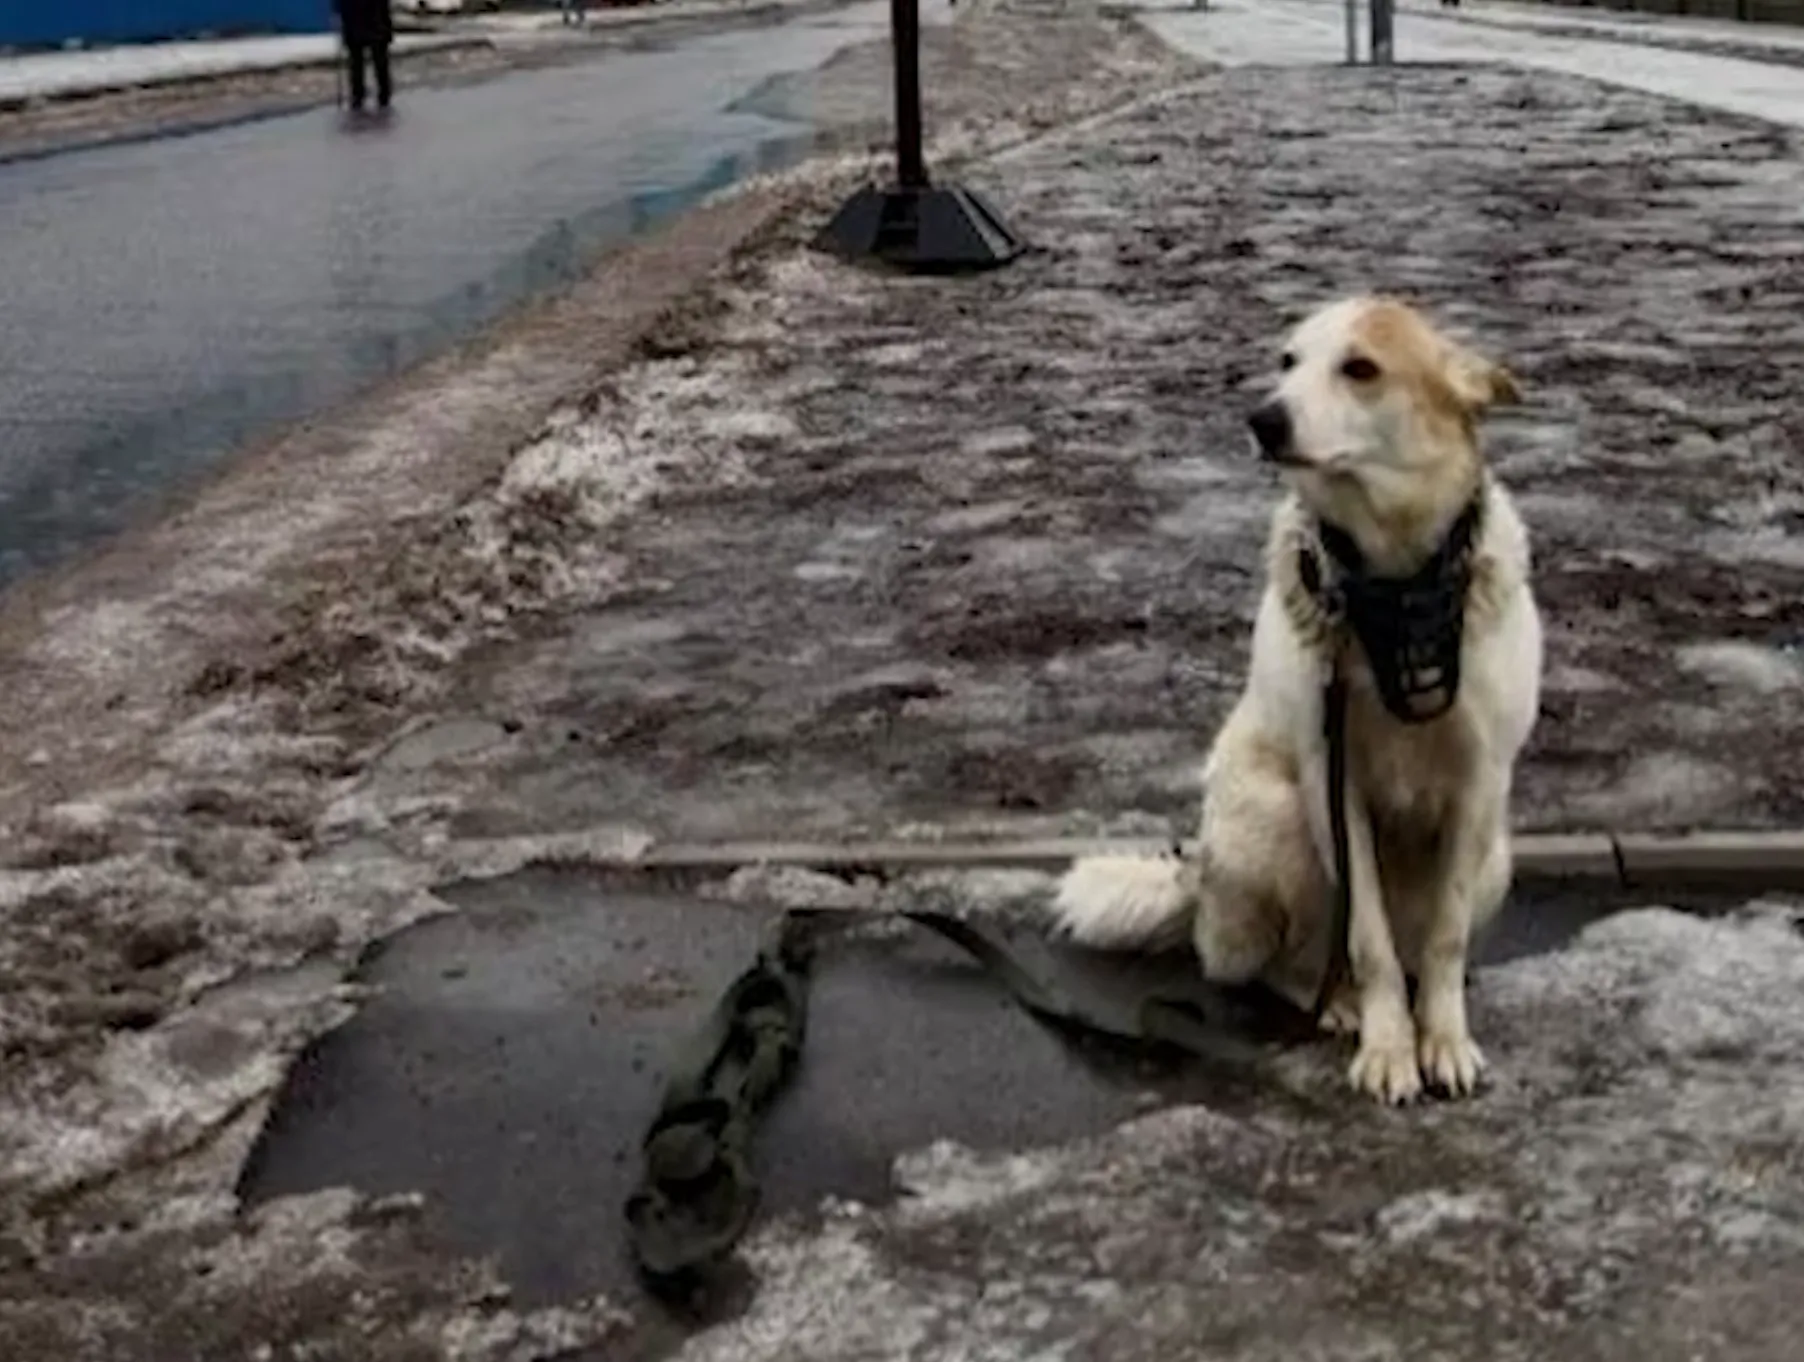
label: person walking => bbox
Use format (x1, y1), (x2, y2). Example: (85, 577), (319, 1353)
(333, 0), (395, 112)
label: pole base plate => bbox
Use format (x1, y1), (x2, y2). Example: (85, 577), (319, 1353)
(813, 182), (1026, 274)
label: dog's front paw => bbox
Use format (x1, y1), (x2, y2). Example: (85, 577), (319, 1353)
(1348, 1033), (1423, 1105)
(1418, 1026), (1486, 1098)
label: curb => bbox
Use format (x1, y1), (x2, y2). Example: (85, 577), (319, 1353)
(626, 829), (1804, 890)
(1615, 830), (1804, 889)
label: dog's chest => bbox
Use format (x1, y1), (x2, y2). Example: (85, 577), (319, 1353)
(1342, 665), (1480, 828)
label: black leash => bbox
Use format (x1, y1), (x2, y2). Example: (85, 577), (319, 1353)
(1302, 494), (1483, 1024)
(901, 911), (1282, 1068)
(626, 684), (1360, 1296)
(626, 503), (1470, 1294)
(624, 912), (815, 1288)
(624, 906), (1307, 1295)
(1316, 669), (1353, 1029)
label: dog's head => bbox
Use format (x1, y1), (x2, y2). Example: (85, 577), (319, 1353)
(1246, 296), (1518, 514)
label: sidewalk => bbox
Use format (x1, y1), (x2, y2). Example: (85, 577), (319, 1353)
(1143, 0), (1804, 126)
(0, 33), (485, 105)
(1409, 0), (1804, 59)
(4, 1), (1804, 1357)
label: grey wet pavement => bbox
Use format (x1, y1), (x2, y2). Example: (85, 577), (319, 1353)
(0, 0), (940, 589)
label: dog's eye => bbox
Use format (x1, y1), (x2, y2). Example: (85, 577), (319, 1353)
(1340, 356), (1380, 382)
(1278, 352), (1296, 372)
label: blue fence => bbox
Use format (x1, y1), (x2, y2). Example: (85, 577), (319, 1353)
(0, 0), (334, 48)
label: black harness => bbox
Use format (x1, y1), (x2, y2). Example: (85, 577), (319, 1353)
(1301, 492), (1485, 1019)
(1301, 495), (1484, 728)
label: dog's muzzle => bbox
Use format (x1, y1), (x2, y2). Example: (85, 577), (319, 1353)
(1247, 399), (1295, 464)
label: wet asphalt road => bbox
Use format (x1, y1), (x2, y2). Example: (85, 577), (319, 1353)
(0, 2), (923, 590)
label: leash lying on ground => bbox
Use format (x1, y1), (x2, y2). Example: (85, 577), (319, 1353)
(625, 662), (1367, 1298)
(624, 906), (1312, 1295)
(624, 911), (814, 1286)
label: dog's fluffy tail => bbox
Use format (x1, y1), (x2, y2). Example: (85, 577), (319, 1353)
(1049, 854), (1194, 950)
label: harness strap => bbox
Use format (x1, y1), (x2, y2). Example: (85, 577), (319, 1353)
(1315, 670), (1353, 1027)
(1308, 494), (1483, 726)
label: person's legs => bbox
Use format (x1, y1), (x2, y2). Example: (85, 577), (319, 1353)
(373, 40), (393, 108)
(345, 40), (369, 110)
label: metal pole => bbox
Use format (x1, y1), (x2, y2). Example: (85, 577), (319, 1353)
(1370, 0), (1393, 64)
(1344, 0), (1358, 64)
(892, 0), (927, 189)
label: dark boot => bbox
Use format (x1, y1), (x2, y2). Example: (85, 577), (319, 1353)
(372, 41), (393, 109)
(345, 42), (368, 110)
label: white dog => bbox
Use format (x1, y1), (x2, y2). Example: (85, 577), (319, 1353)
(1052, 296), (1543, 1105)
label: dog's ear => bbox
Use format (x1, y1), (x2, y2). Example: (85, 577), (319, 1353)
(1446, 345), (1521, 416)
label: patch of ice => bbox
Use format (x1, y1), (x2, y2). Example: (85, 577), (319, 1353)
(961, 426), (1038, 457)
(928, 500), (1032, 534)
(795, 560), (864, 583)
(498, 422), (654, 513)
(375, 718), (510, 775)
(704, 408), (798, 444)
(1374, 1189), (1509, 1245)
(1704, 525), (1804, 569)
(33, 597), (164, 679)
(438, 825), (654, 881)
(893, 1139), (1075, 1217)
(709, 864), (881, 911)
(1543, 662), (1625, 695)
(877, 868), (1058, 916)
(1677, 640), (1803, 694)
(1569, 751), (1747, 824)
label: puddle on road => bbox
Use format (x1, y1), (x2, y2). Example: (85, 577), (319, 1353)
(237, 865), (1732, 1314)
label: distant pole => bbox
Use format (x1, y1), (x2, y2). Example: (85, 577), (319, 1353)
(812, 0), (1025, 271)
(1370, 0), (1394, 64)
(1344, 0), (1358, 63)
(893, 0), (927, 188)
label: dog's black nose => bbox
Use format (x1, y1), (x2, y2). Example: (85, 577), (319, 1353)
(1247, 400), (1293, 460)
